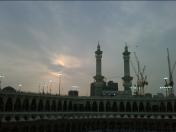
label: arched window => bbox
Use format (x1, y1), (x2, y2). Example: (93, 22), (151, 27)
(51, 100), (56, 111)
(31, 98), (37, 111)
(14, 98), (21, 111)
(152, 105), (159, 112)
(99, 102), (104, 112)
(5, 97), (13, 111)
(78, 104), (84, 112)
(146, 102), (151, 112)
(167, 102), (173, 112)
(160, 102), (166, 112)
(73, 104), (78, 112)
(38, 100), (43, 111)
(57, 101), (62, 111)
(68, 101), (72, 111)
(174, 102), (176, 112)
(85, 101), (91, 111)
(0, 97), (4, 112)
(119, 102), (125, 112)
(63, 101), (67, 111)
(92, 101), (98, 112)
(45, 100), (50, 111)
(139, 102), (144, 112)
(126, 102), (131, 112)
(132, 102), (138, 112)
(23, 98), (29, 111)
(112, 102), (118, 112)
(106, 102), (111, 112)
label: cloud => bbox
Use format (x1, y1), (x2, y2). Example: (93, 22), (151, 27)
(0, 1), (176, 95)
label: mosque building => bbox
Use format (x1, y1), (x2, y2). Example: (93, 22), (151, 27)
(90, 43), (132, 96)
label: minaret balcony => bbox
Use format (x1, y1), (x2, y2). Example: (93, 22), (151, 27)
(122, 76), (133, 81)
(95, 50), (102, 55)
(94, 75), (104, 82)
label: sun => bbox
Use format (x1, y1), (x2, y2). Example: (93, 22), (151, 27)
(58, 60), (65, 67)
(53, 56), (65, 67)
(52, 54), (81, 69)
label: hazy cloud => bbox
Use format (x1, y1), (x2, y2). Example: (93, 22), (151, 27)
(0, 1), (176, 95)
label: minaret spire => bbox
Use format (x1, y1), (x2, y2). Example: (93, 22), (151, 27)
(97, 41), (100, 50)
(125, 42), (128, 51)
(94, 42), (104, 81)
(122, 43), (133, 95)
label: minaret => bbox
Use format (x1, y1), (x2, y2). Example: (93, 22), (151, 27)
(122, 45), (133, 94)
(94, 42), (104, 82)
(90, 42), (105, 96)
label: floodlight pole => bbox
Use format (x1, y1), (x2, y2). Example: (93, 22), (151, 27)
(18, 84), (22, 92)
(164, 77), (168, 96)
(0, 75), (5, 90)
(0, 79), (1, 90)
(58, 73), (62, 96)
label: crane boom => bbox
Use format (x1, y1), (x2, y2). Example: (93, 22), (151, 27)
(130, 60), (138, 76)
(167, 48), (172, 82)
(131, 52), (148, 95)
(142, 65), (146, 75)
(140, 65), (146, 79)
(134, 52), (140, 76)
(172, 61), (176, 74)
(167, 48), (173, 95)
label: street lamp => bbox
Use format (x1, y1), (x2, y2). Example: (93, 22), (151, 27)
(18, 84), (22, 92)
(130, 85), (137, 95)
(164, 77), (168, 81)
(71, 85), (79, 90)
(0, 74), (5, 90)
(57, 73), (62, 96)
(164, 77), (168, 96)
(49, 80), (55, 95)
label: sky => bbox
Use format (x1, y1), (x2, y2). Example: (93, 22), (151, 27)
(0, 1), (176, 96)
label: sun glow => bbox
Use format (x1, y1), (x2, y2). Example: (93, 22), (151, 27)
(53, 54), (81, 69)
(58, 60), (65, 67)
(50, 71), (59, 76)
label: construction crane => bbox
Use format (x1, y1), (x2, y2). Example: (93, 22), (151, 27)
(140, 65), (148, 95)
(165, 48), (176, 95)
(131, 52), (148, 96)
(130, 60), (139, 95)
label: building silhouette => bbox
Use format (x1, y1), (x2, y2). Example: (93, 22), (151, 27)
(90, 43), (119, 96)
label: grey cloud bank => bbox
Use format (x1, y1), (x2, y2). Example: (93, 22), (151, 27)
(0, 1), (176, 96)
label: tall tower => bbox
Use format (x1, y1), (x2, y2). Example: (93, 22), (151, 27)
(122, 45), (133, 95)
(90, 42), (105, 96)
(94, 42), (104, 82)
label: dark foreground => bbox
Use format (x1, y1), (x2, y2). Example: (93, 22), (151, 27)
(1, 118), (176, 132)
